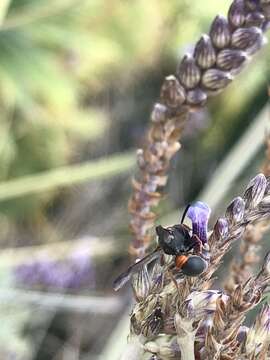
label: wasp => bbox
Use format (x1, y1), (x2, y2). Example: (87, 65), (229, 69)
(113, 201), (211, 291)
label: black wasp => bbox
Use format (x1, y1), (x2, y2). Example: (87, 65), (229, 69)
(113, 201), (211, 291)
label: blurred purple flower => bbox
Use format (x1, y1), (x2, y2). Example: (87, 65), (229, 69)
(14, 243), (95, 291)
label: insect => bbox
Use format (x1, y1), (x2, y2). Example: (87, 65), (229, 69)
(113, 201), (211, 291)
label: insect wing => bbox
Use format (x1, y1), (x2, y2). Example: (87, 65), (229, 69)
(113, 248), (162, 291)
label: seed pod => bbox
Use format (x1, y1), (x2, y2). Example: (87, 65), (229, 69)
(216, 49), (247, 70)
(151, 103), (167, 123)
(186, 88), (207, 107)
(194, 34), (216, 69)
(160, 75), (186, 108)
(228, 0), (246, 27)
(202, 69), (233, 90)
(177, 54), (201, 89)
(243, 173), (267, 208)
(210, 15), (231, 49)
(246, 11), (265, 27)
(225, 196), (246, 224)
(231, 26), (263, 50)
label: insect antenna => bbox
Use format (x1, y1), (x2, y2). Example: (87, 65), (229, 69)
(181, 204), (191, 224)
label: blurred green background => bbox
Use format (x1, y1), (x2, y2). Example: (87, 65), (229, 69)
(0, 0), (268, 359)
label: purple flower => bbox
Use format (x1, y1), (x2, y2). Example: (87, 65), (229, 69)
(186, 201), (211, 244)
(14, 244), (95, 291)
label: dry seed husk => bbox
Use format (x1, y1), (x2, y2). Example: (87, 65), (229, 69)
(228, 0), (246, 27)
(177, 54), (201, 89)
(160, 75), (186, 108)
(216, 49), (247, 70)
(210, 15), (231, 49)
(202, 69), (233, 90)
(231, 26), (263, 49)
(194, 35), (216, 69)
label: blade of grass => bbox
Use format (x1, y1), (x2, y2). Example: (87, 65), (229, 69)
(0, 152), (135, 201)
(0, 289), (123, 314)
(0, 236), (119, 268)
(0, 0), (11, 26)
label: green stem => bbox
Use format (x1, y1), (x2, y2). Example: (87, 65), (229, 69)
(0, 152), (135, 201)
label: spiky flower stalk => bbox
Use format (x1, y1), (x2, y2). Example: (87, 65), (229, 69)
(204, 252), (270, 359)
(129, 0), (270, 259)
(125, 174), (270, 360)
(244, 303), (270, 358)
(225, 133), (270, 293)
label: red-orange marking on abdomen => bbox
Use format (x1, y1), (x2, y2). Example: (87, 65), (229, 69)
(175, 255), (188, 269)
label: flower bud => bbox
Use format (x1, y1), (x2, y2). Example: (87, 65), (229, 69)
(216, 49), (247, 71)
(225, 196), (245, 224)
(245, 0), (260, 10)
(246, 11), (265, 27)
(183, 290), (229, 320)
(151, 103), (167, 123)
(228, 0), (246, 27)
(243, 173), (267, 208)
(160, 75), (186, 108)
(210, 15), (231, 49)
(194, 34), (216, 69)
(213, 217), (229, 240)
(202, 69), (233, 90)
(177, 54), (201, 89)
(186, 88), (207, 107)
(231, 26), (263, 50)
